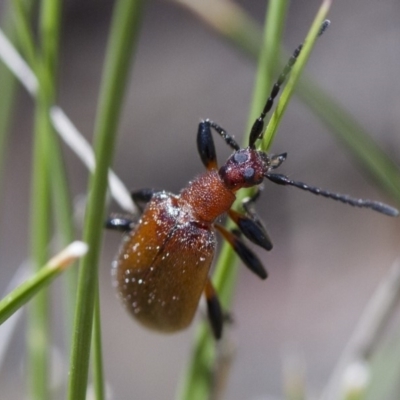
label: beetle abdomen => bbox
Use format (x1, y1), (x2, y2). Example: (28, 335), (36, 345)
(112, 192), (216, 333)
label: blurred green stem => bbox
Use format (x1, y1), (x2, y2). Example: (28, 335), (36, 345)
(92, 285), (105, 400)
(0, 2), (21, 200)
(0, 243), (84, 325)
(28, 89), (52, 400)
(67, 1), (144, 398)
(26, 0), (62, 396)
(262, 2), (331, 150)
(177, 1), (292, 399)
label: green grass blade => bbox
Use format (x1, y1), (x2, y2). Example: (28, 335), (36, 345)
(39, 0), (78, 353)
(91, 285), (105, 400)
(39, 0), (61, 81)
(67, 1), (144, 398)
(0, 242), (87, 325)
(177, 2), (290, 399)
(27, 80), (52, 400)
(245, 0), (289, 136)
(0, 3), (22, 201)
(261, 0), (331, 151)
(26, 0), (62, 397)
(11, 0), (37, 68)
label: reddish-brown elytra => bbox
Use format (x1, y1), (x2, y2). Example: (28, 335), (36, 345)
(107, 21), (398, 339)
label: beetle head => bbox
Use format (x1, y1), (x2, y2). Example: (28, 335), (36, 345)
(219, 148), (287, 191)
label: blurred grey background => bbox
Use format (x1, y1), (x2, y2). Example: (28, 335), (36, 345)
(0, 0), (400, 399)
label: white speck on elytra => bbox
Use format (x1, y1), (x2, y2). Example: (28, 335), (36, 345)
(132, 243), (140, 251)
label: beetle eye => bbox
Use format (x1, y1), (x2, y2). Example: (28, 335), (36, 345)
(233, 152), (248, 164)
(244, 167), (255, 181)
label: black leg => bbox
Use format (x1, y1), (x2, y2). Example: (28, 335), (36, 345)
(204, 278), (224, 340)
(106, 216), (135, 232)
(197, 120), (240, 170)
(265, 172), (399, 217)
(107, 189), (158, 232)
(215, 223), (268, 280)
(197, 120), (218, 170)
(131, 188), (158, 212)
(228, 188), (273, 251)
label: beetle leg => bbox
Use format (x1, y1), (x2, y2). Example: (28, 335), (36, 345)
(204, 278), (223, 340)
(131, 188), (158, 212)
(107, 189), (157, 232)
(197, 120), (218, 170)
(228, 208), (273, 251)
(106, 216), (136, 232)
(215, 224), (268, 280)
(227, 188), (273, 251)
(197, 120), (240, 170)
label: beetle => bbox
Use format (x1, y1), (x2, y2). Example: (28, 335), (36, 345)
(106, 23), (398, 339)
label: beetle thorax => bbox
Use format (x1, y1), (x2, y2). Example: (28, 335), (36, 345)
(179, 170), (236, 224)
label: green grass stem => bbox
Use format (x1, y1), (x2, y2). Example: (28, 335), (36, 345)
(177, 1), (293, 399)
(27, 84), (52, 400)
(25, 0), (62, 397)
(0, 242), (86, 325)
(261, 0), (331, 151)
(92, 285), (105, 400)
(11, 0), (37, 68)
(67, 1), (144, 398)
(0, 2), (22, 201)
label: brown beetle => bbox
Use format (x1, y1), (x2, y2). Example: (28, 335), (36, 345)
(107, 25), (398, 339)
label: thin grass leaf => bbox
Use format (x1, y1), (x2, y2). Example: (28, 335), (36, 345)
(245, 0), (289, 136)
(177, 2), (290, 399)
(0, 3), (21, 200)
(36, 0), (81, 359)
(0, 242), (87, 325)
(24, 0), (63, 396)
(91, 285), (105, 400)
(0, 262), (29, 370)
(67, 1), (144, 398)
(27, 68), (53, 400)
(261, 0), (331, 151)
(11, 0), (37, 68)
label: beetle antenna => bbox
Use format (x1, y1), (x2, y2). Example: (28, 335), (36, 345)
(248, 20), (330, 148)
(265, 172), (399, 217)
